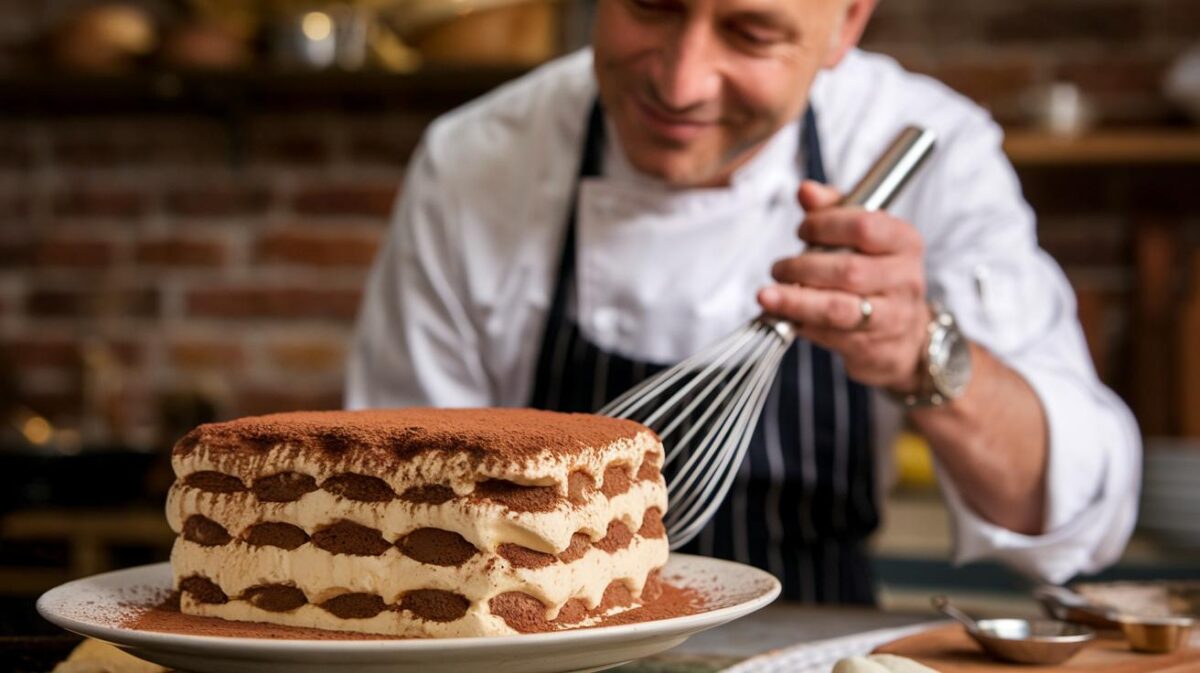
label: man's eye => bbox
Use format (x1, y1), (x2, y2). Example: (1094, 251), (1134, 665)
(729, 25), (782, 48)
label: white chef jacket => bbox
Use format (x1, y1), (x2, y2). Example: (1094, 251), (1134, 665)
(345, 48), (1142, 584)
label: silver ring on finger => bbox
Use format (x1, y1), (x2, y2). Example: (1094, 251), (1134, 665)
(856, 296), (874, 330)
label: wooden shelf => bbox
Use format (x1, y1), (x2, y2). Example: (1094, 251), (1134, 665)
(1004, 128), (1200, 165)
(4, 68), (1198, 168)
(0, 66), (528, 116)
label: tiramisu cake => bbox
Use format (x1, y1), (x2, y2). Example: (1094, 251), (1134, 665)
(166, 408), (669, 637)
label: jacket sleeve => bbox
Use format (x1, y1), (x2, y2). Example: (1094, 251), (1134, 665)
(913, 111), (1142, 583)
(344, 140), (493, 409)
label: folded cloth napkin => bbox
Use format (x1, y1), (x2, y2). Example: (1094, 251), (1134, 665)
(723, 623), (937, 673)
(833, 654), (940, 672)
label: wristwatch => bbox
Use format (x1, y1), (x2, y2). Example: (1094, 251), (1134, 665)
(898, 303), (973, 407)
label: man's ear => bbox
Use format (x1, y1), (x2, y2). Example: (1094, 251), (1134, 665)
(823, 0), (878, 69)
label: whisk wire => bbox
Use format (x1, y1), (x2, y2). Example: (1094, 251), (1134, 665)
(596, 126), (936, 549)
(664, 341), (788, 547)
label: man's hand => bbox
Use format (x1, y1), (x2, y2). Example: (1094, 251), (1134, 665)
(757, 180), (930, 393)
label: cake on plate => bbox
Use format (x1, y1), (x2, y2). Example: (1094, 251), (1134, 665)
(166, 408), (669, 637)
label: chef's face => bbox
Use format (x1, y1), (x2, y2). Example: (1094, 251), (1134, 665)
(593, 0), (875, 187)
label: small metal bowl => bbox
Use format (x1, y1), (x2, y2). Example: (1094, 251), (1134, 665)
(1114, 614), (1195, 653)
(970, 619), (1096, 665)
(933, 596), (1096, 665)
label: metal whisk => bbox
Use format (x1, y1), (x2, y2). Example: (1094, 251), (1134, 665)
(600, 126), (937, 548)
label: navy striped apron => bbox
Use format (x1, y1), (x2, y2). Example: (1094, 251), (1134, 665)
(529, 102), (878, 604)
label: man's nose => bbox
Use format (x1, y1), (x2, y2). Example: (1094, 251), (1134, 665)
(650, 25), (720, 112)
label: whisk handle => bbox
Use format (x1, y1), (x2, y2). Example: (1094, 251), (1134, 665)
(840, 126), (936, 211)
(807, 126), (935, 253)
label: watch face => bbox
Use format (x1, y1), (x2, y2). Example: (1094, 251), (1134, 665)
(932, 328), (972, 399)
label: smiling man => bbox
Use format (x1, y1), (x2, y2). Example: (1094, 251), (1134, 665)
(347, 0), (1141, 603)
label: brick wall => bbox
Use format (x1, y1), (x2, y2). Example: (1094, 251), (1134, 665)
(862, 0), (1199, 124)
(1, 1), (1198, 446)
(0, 110), (434, 445)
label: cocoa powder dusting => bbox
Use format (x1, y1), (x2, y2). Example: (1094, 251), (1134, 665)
(637, 508), (666, 539)
(567, 471), (595, 505)
(497, 543), (557, 569)
(398, 484), (456, 505)
(471, 479), (559, 512)
(557, 533), (592, 563)
(321, 473), (397, 502)
(600, 464), (633, 498)
(637, 452), (662, 482)
(593, 521), (634, 553)
(172, 408), (650, 466)
(181, 471), (246, 493)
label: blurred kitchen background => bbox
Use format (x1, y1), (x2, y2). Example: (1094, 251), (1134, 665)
(1, 0), (1198, 664)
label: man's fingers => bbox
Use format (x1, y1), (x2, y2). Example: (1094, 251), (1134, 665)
(771, 253), (925, 298)
(798, 180), (842, 211)
(757, 284), (901, 332)
(799, 209), (923, 255)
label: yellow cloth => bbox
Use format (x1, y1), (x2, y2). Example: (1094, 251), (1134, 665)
(52, 639), (167, 673)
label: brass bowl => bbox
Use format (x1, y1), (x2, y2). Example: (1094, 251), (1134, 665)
(1115, 614), (1195, 654)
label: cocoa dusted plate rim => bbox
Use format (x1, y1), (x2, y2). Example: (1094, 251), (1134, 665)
(36, 555), (780, 673)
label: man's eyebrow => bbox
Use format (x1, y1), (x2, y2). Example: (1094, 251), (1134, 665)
(726, 9), (799, 34)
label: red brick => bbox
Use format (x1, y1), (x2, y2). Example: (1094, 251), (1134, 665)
(0, 237), (31, 265)
(33, 238), (115, 269)
(1038, 218), (1128, 268)
(53, 186), (147, 219)
(185, 286), (362, 322)
(144, 119), (231, 166)
(0, 192), (31, 222)
(1015, 166), (1126, 217)
(169, 340), (243, 370)
(1123, 165), (1200, 217)
(1148, 0), (1200, 40)
(53, 136), (152, 168)
(165, 184), (271, 217)
(265, 339), (347, 372)
(1055, 55), (1170, 98)
(108, 339), (143, 366)
(47, 118), (230, 168)
(986, 2), (1145, 43)
(346, 116), (432, 166)
(136, 238), (228, 267)
(3, 338), (80, 369)
(255, 229), (381, 267)
(292, 183), (397, 218)
(0, 131), (33, 170)
(21, 390), (84, 423)
(234, 386), (344, 417)
(25, 287), (159, 318)
(245, 118), (331, 165)
(921, 55), (1041, 107)
(3, 337), (142, 369)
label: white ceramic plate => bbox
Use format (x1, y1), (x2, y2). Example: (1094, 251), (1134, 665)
(38, 554), (780, 673)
